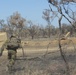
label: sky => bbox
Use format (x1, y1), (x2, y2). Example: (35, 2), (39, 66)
(0, 0), (74, 27)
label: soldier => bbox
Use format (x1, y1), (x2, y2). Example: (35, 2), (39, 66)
(0, 34), (22, 69)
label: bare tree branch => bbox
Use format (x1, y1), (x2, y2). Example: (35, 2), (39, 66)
(58, 15), (70, 75)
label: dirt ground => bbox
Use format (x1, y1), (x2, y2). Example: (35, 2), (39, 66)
(0, 37), (76, 75)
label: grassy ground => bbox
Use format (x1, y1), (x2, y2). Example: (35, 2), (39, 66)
(0, 49), (76, 75)
(0, 37), (76, 75)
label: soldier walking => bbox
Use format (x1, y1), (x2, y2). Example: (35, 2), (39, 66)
(0, 34), (22, 70)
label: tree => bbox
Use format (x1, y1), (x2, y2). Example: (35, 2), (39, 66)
(48, 0), (76, 31)
(7, 12), (26, 38)
(42, 9), (51, 38)
(0, 20), (4, 31)
(28, 21), (38, 39)
(40, 26), (47, 38)
(47, 0), (76, 75)
(0, 19), (8, 32)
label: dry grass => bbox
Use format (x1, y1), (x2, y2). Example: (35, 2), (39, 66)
(0, 37), (76, 75)
(1, 50), (76, 75)
(22, 37), (76, 46)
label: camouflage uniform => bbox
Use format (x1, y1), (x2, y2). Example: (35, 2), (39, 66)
(0, 35), (22, 68)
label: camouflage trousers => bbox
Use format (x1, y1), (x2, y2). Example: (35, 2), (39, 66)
(7, 50), (17, 67)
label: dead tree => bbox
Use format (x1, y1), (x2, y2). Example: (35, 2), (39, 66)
(58, 15), (70, 75)
(7, 12), (26, 38)
(42, 9), (51, 38)
(47, 0), (76, 75)
(48, 0), (76, 30)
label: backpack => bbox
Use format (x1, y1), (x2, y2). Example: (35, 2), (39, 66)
(7, 37), (19, 49)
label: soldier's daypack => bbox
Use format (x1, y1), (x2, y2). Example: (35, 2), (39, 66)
(7, 37), (19, 49)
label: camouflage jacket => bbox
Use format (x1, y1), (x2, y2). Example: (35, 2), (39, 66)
(0, 38), (22, 56)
